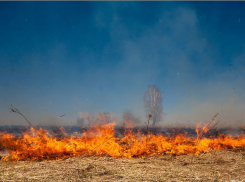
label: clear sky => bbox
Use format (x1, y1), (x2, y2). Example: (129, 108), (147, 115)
(1, 2), (245, 127)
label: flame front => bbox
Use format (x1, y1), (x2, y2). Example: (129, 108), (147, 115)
(0, 118), (245, 162)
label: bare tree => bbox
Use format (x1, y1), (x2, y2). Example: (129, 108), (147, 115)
(122, 110), (141, 125)
(143, 85), (163, 126)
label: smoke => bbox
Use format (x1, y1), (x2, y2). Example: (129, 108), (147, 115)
(76, 112), (92, 126)
(105, 3), (245, 128)
(76, 116), (85, 127)
(122, 110), (141, 126)
(76, 111), (117, 127)
(165, 95), (245, 128)
(1, 3), (245, 128)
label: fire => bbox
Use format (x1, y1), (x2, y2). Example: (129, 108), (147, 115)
(0, 116), (245, 163)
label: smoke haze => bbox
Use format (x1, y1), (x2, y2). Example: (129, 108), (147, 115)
(0, 2), (245, 127)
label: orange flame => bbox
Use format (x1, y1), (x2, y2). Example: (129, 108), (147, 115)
(0, 115), (245, 163)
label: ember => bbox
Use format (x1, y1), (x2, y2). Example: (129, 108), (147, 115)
(0, 117), (245, 163)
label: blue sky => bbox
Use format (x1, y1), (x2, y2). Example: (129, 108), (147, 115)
(1, 2), (245, 127)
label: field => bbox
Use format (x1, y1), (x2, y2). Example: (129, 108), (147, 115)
(1, 119), (245, 182)
(1, 148), (245, 182)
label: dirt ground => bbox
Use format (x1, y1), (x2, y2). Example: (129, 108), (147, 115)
(0, 149), (245, 182)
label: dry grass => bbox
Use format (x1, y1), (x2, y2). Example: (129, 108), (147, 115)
(0, 149), (245, 182)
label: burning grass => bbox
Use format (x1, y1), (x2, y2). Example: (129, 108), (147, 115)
(0, 111), (245, 181)
(0, 119), (245, 163)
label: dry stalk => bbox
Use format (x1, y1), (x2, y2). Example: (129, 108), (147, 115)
(9, 105), (34, 129)
(146, 114), (152, 153)
(211, 113), (220, 129)
(199, 113), (220, 157)
(204, 113), (219, 130)
(211, 113), (219, 123)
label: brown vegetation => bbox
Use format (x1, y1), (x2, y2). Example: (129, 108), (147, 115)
(1, 149), (245, 181)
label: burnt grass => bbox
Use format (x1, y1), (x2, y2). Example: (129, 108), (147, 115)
(0, 125), (245, 181)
